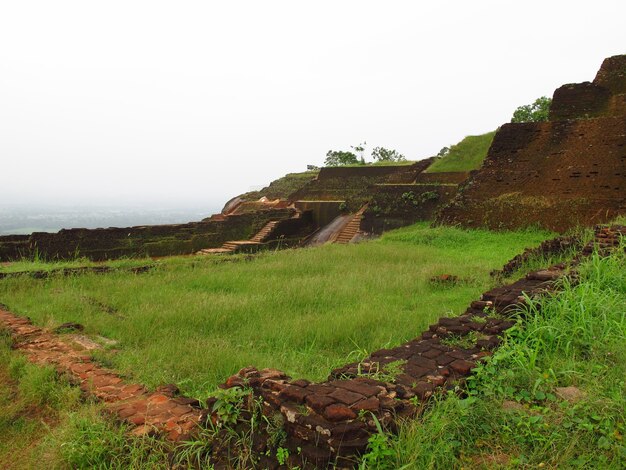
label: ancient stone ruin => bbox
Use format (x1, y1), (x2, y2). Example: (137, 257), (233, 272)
(438, 55), (626, 232)
(0, 161), (468, 261)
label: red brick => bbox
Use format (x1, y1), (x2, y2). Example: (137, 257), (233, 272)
(305, 394), (336, 414)
(332, 380), (381, 397)
(350, 397), (380, 413)
(328, 388), (364, 405)
(278, 385), (310, 403)
(323, 404), (357, 422)
(450, 359), (476, 375)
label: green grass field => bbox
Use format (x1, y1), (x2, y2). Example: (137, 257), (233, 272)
(426, 131), (496, 173)
(0, 223), (550, 399)
(2, 222), (625, 468)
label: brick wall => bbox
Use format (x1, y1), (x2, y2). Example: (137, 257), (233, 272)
(437, 55), (626, 232)
(0, 209), (295, 261)
(362, 184), (459, 233)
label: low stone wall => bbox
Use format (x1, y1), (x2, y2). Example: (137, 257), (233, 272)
(0, 209), (295, 261)
(490, 235), (583, 278)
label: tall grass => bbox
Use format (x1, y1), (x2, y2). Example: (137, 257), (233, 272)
(0, 223), (550, 397)
(0, 256), (153, 274)
(0, 332), (173, 469)
(384, 249), (626, 469)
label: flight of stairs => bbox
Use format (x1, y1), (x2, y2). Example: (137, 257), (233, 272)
(249, 221), (279, 243)
(197, 220), (280, 255)
(334, 205), (367, 244)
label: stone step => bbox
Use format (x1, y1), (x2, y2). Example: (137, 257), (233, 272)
(249, 221), (280, 243)
(197, 248), (233, 255)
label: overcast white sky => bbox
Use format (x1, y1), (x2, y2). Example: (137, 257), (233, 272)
(1, 1), (625, 211)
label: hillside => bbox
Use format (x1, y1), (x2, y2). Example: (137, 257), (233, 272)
(425, 131), (496, 173)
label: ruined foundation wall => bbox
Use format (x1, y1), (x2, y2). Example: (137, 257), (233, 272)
(0, 209), (295, 261)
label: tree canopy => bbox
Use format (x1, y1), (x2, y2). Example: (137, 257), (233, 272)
(371, 146), (406, 162)
(511, 96), (552, 123)
(324, 150), (360, 166)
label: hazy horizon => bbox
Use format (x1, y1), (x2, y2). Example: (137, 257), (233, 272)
(2, 1), (625, 215)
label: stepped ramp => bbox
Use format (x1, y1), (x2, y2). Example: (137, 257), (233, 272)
(334, 204), (367, 244)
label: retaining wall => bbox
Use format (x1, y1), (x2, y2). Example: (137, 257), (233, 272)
(362, 184), (459, 234)
(0, 209), (295, 261)
(437, 54), (626, 232)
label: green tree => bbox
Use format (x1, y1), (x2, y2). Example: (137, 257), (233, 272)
(324, 150), (360, 166)
(511, 96), (552, 123)
(351, 141), (367, 164)
(371, 147), (406, 162)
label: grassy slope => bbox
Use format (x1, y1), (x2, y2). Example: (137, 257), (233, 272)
(0, 223), (549, 398)
(376, 250), (626, 469)
(426, 131), (496, 173)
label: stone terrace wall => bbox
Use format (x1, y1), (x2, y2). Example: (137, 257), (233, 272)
(438, 118), (626, 232)
(438, 55), (626, 232)
(0, 209), (295, 261)
(362, 183), (459, 234)
(289, 161), (432, 212)
(414, 171), (469, 185)
(313, 161), (429, 182)
(549, 82), (612, 121)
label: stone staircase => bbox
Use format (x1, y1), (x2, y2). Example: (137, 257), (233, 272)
(334, 205), (367, 244)
(249, 221), (279, 243)
(197, 220), (280, 255)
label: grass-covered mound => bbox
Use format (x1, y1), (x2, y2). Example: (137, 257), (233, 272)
(0, 223), (549, 398)
(374, 249), (626, 468)
(426, 131), (496, 173)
